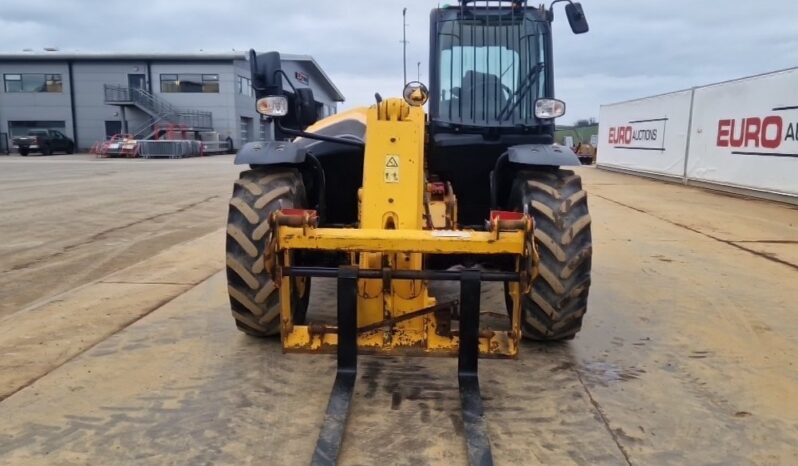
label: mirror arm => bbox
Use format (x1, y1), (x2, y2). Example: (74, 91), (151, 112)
(276, 119), (365, 148)
(546, 0), (573, 21)
(274, 69), (297, 94)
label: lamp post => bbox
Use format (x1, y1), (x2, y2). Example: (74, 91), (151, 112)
(402, 7), (408, 85)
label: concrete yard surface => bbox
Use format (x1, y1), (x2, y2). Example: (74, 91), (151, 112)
(0, 228), (225, 400)
(0, 154), (239, 319)
(0, 159), (797, 465)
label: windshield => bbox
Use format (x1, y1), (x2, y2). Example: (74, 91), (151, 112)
(436, 13), (546, 127)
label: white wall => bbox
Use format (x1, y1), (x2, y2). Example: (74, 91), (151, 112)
(598, 67), (798, 201)
(597, 90), (693, 178)
(687, 68), (798, 196)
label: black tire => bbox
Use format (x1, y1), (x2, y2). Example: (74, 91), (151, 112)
(66, 143), (74, 154)
(226, 168), (311, 337)
(506, 169), (592, 340)
(19, 148), (29, 156)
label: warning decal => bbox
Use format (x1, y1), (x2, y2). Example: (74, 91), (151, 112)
(384, 155), (400, 183)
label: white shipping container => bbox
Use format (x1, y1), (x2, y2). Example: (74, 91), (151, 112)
(687, 68), (798, 196)
(597, 90), (693, 178)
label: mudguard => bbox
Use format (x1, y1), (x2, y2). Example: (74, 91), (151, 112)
(234, 140), (306, 165)
(507, 144), (581, 166)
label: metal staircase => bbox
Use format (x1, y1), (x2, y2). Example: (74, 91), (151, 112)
(104, 85), (213, 139)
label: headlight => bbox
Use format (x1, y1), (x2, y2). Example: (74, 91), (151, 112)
(256, 96), (288, 116)
(534, 98), (566, 119)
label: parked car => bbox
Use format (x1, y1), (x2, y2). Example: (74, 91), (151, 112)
(13, 130), (75, 156)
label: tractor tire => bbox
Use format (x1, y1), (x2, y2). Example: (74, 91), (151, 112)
(506, 169), (592, 341)
(226, 168), (311, 337)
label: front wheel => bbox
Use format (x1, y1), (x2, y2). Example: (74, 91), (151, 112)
(19, 148), (29, 156)
(226, 168), (311, 337)
(506, 169), (592, 340)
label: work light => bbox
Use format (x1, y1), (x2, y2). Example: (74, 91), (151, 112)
(257, 96), (288, 117)
(534, 98), (566, 119)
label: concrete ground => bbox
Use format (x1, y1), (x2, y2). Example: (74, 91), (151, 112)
(0, 155), (796, 465)
(0, 153), (239, 318)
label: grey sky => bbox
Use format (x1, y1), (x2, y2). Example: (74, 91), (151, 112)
(1, 0), (797, 124)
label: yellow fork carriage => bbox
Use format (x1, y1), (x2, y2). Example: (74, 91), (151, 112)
(261, 99), (537, 465)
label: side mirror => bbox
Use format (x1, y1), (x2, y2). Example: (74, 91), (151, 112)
(295, 87), (318, 126)
(565, 3), (589, 34)
(250, 49), (283, 98)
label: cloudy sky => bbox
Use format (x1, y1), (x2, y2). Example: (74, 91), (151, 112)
(2, 0), (798, 124)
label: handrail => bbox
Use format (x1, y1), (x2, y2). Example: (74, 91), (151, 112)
(130, 116), (164, 139)
(104, 84), (213, 130)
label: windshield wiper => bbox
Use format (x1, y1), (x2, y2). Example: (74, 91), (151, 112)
(497, 62), (544, 121)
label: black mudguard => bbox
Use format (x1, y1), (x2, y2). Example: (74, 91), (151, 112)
(234, 141), (306, 166)
(507, 144), (581, 166)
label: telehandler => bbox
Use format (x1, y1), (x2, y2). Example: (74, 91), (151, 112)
(226, 1), (591, 464)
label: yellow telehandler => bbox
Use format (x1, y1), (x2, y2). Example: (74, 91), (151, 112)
(226, 1), (591, 464)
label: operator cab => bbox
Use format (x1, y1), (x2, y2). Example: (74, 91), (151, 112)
(426, 0), (588, 226)
(429, 0), (587, 145)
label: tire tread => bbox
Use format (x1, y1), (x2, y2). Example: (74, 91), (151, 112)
(226, 168), (307, 337)
(510, 169), (592, 340)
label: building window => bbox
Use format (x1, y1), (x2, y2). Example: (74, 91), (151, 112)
(240, 116), (253, 144)
(8, 120), (66, 138)
(202, 74), (219, 93)
(237, 75), (251, 96)
(4, 73), (63, 93)
(259, 119), (268, 141)
(160, 73), (219, 93)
